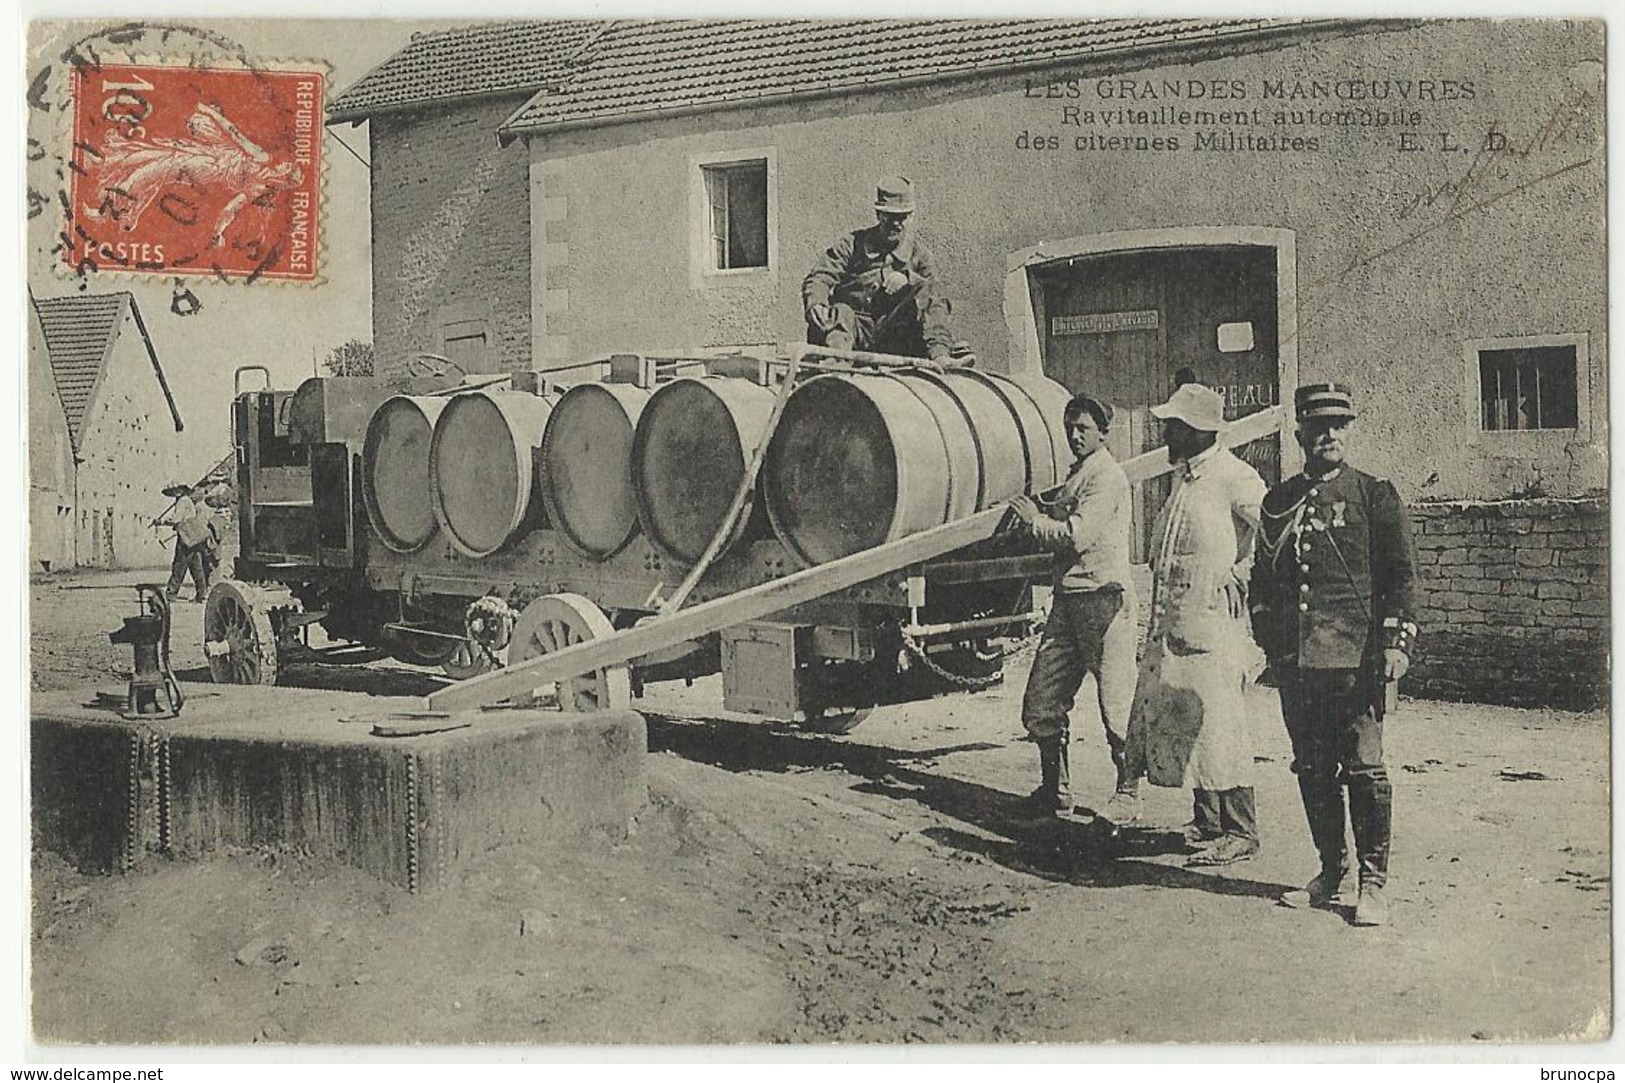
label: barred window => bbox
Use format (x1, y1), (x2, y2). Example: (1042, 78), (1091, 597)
(1478, 345), (1579, 431)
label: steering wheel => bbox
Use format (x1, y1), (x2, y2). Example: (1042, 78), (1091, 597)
(407, 353), (467, 380)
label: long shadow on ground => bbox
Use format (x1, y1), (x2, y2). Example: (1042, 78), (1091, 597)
(645, 711), (1293, 902)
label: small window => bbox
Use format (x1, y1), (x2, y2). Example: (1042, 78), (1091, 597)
(443, 331), (489, 375)
(702, 160), (769, 270)
(1478, 344), (1579, 431)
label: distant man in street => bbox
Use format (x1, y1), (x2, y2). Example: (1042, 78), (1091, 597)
(158, 483), (211, 602)
(1125, 382), (1268, 866)
(802, 175), (968, 363)
(1251, 384), (1419, 927)
(1007, 393), (1139, 823)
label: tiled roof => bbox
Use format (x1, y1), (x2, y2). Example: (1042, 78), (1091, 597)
(32, 292), (182, 449)
(501, 19), (1309, 134)
(328, 20), (608, 122)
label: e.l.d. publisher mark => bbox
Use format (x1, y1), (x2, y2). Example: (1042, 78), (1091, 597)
(68, 62), (323, 281)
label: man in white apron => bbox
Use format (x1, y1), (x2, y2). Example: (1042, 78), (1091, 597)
(1126, 383), (1267, 867)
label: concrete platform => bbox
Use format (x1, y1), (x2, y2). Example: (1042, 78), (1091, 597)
(30, 685), (648, 891)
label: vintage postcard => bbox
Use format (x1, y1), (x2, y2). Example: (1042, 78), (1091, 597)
(20, 15), (1609, 1056)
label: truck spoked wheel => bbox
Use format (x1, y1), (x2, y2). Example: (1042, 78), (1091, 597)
(507, 593), (631, 712)
(203, 580), (280, 685)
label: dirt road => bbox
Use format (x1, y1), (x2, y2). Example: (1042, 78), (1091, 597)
(28, 570), (1611, 1046)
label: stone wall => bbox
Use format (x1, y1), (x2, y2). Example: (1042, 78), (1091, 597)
(1408, 497), (1608, 709)
(370, 97), (534, 378)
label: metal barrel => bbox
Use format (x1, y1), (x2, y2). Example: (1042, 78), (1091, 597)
(890, 371), (981, 525)
(630, 375), (776, 566)
(539, 382), (652, 560)
(429, 388), (558, 558)
(361, 394), (447, 553)
(960, 370), (1073, 496)
(761, 368), (1073, 566)
(760, 372), (953, 567)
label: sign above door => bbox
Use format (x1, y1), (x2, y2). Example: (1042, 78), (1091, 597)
(1052, 309), (1160, 336)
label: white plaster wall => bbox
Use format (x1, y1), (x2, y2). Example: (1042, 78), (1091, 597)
(74, 317), (183, 569)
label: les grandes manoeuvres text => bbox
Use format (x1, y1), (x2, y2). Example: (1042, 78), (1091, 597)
(1020, 75), (1476, 154)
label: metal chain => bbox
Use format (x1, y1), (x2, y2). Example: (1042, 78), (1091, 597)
(404, 753), (420, 895)
(156, 733), (173, 855)
(1001, 630), (1043, 667)
(897, 570), (1046, 690)
(123, 732), (141, 872)
(899, 622), (1042, 690)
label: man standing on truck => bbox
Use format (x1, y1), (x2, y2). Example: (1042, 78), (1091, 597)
(802, 176), (971, 364)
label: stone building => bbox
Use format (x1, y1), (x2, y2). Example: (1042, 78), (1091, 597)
(329, 19), (1607, 707)
(328, 20), (606, 375)
(30, 291), (185, 571)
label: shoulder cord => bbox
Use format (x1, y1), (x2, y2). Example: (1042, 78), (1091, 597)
(1260, 495), (1308, 569)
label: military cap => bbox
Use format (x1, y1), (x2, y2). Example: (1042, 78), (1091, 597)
(1295, 382), (1357, 422)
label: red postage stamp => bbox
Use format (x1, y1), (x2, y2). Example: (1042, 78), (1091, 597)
(68, 62), (324, 282)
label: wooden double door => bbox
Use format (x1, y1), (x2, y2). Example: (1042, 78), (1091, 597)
(1036, 245), (1281, 561)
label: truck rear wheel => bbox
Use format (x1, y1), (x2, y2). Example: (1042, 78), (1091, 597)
(203, 580), (283, 685)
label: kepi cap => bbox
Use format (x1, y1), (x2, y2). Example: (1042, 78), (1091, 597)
(1150, 383), (1227, 432)
(162, 483), (193, 498)
(1295, 382), (1357, 422)
(874, 176), (916, 214)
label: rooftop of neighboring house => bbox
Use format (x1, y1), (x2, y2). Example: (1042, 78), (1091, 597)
(328, 18), (1359, 133)
(327, 20), (609, 123)
(31, 291), (184, 449)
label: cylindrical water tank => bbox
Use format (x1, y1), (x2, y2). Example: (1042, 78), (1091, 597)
(362, 394), (447, 553)
(761, 369), (1072, 566)
(967, 371), (1072, 494)
(539, 382), (652, 560)
(762, 373), (941, 567)
(429, 389), (558, 558)
(888, 371), (981, 526)
(630, 376), (776, 565)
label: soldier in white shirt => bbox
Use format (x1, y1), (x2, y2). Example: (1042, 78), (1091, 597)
(1008, 394), (1139, 823)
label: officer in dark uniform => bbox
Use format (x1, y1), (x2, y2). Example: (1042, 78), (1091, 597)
(1250, 384), (1419, 927)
